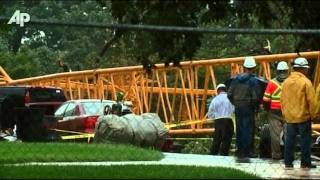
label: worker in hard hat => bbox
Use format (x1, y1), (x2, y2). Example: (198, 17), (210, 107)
(281, 57), (319, 169)
(208, 83), (234, 156)
(263, 61), (289, 160)
(227, 56), (262, 158)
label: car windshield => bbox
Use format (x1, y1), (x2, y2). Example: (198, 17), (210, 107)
(81, 101), (114, 115)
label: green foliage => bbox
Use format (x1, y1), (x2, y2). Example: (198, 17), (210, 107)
(286, 1), (320, 51)
(181, 140), (212, 154)
(1, 0), (115, 74)
(34, 46), (60, 74)
(1, 0), (319, 79)
(0, 36), (9, 52)
(0, 46), (42, 79)
(109, 0), (229, 67)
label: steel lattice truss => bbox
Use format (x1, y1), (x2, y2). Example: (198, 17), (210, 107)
(1, 51), (320, 134)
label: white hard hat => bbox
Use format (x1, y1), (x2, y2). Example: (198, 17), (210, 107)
(216, 84), (226, 90)
(243, 56), (257, 68)
(277, 61), (289, 70)
(293, 57), (309, 68)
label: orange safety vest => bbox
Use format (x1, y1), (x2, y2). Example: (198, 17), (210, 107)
(263, 78), (282, 110)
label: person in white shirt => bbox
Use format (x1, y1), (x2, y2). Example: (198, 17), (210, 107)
(208, 83), (235, 156)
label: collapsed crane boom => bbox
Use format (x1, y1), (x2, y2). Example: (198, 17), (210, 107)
(1, 51), (320, 134)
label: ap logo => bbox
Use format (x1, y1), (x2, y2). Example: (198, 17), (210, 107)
(7, 10), (30, 27)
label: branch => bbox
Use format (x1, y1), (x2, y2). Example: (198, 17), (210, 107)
(94, 30), (124, 68)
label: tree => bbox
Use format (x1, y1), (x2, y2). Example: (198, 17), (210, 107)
(0, 46), (41, 79)
(1, 0), (320, 79)
(107, 0), (233, 69)
(1, 0), (116, 76)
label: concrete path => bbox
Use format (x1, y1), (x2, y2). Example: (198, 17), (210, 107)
(13, 152), (320, 179)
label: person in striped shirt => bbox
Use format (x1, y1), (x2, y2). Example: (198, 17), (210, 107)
(263, 61), (289, 160)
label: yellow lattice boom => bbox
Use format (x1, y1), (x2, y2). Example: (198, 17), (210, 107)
(1, 51), (320, 135)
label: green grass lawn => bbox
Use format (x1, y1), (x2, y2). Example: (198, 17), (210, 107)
(0, 142), (261, 179)
(0, 142), (163, 163)
(0, 165), (261, 179)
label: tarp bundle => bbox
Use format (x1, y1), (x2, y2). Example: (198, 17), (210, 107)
(94, 113), (168, 149)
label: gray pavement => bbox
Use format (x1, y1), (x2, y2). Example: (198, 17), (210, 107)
(12, 152), (320, 179)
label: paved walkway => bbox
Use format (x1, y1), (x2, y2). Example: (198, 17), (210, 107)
(13, 152), (320, 179)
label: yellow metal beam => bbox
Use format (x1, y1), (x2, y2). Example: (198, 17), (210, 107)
(1, 51), (320, 135)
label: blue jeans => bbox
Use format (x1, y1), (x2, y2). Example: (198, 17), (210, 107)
(284, 121), (312, 166)
(235, 106), (255, 157)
